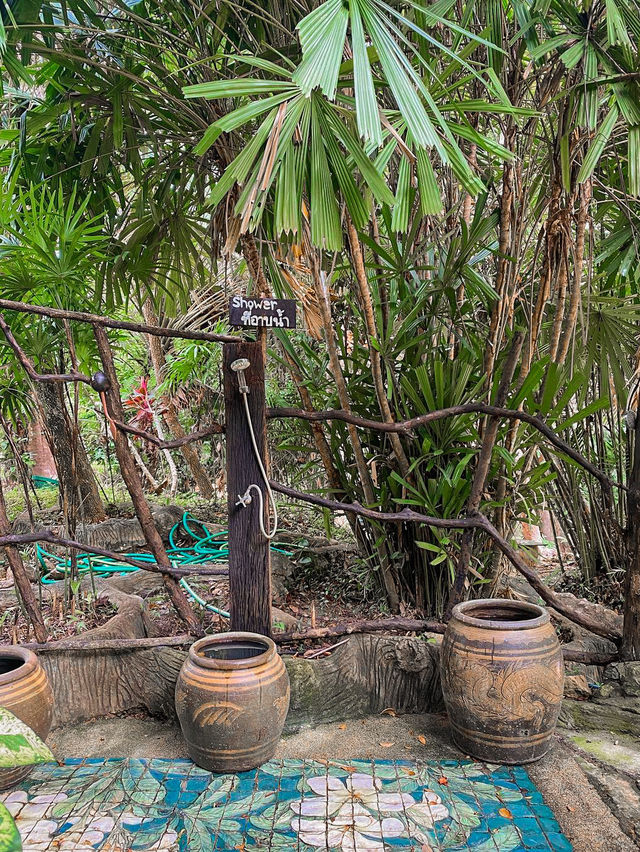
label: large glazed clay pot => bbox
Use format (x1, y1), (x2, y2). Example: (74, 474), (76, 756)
(175, 632), (290, 772)
(440, 599), (564, 764)
(0, 647), (54, 789)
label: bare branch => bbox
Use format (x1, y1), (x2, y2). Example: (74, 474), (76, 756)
(0, 298), (238, 344)
(275, 617), (446, 642)
(270, 480), (622, 643)
(0, 314), (92, 385)
(113, 417), (224, 449)
(23, 634), (195, 652)
(268, 404), (622, 491)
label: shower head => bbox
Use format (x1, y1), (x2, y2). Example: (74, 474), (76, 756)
(230, 358), (250, 393)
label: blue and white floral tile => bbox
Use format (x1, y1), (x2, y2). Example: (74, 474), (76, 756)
(0, 757), (571, 851)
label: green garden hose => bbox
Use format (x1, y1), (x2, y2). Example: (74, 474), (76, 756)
(35, 512), (291, 620)
(32, 476), (59, 489)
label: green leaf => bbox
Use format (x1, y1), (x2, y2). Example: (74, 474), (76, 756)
(357, 0), (439, 149)
(605, 0), (631, 47)
(195, 92), (294, 156)
(0, 707), (54, 768)
(391, 154), (411, 232)
(184, 80), (293, 99)
(416, 149), (442, 214)
(577, 106), (619, 183)
(207, 110), (275, 208)
(629, 125), (640, 196)
(310, 100), (342, 250)
(319, 109), (369, 229)
(323, 107), (395, 205)
(557, 397), (610, 432)
(0, 802), (21, 852)
(350, 0), (382, 147)
(529, 34), (571, 60)
(293, 0), (349, 99)
(486, 0), (504, 73)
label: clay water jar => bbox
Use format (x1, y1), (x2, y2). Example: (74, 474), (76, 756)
(0, 647), (54, 789)
(440, 599), (564, 764)
(175, 632), (290, 773)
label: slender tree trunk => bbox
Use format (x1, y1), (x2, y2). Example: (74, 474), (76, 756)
(128, 437), (160, 491)
(92, 324), (201, 633)
(623, 411), (640, 660)
(346, 219), (410, 477)
(446, 333), (524, 615)
(557, 180), (591, 364)
(142, 301), (214, 499)
(28, 418), (56, 479)
(309, 249), (399, 612)
(35, 382), (106, 522)
(485, 128), (515, 382)
(0, 479), (47, 642)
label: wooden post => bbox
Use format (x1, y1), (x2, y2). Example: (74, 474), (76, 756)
(224, 341), (272, 637)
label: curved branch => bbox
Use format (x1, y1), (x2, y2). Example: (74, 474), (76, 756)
(270, 480), (622, 644)
(0, 298), (238, 344)
(113, 418), (224, 449)
(268, 404), (622, 492)
(0, 314), (92, 385)
(275, 617), (446, 642)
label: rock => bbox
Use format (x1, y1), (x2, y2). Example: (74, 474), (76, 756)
(604, 662), (640, 698)
(271, 551), (294, 604)
(564, 674), (592, 700)
(12, 503), (186, 554)
(562, 634), (617, 686)
(574, 756), (640, 846)
(271, 607), (297, 630)
(296, 541), (359, 575)
(559, 659), (640, 737)
(559, 697), (640, 737)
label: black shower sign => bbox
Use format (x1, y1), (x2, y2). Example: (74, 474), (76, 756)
(229, 296), (297, 329)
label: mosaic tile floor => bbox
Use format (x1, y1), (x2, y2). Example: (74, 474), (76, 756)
(1, 758), (571, 851)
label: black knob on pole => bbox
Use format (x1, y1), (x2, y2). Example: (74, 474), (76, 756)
(90, 371), (111, 392)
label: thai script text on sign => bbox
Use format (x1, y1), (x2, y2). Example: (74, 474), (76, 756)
(229, 296), (297, 329)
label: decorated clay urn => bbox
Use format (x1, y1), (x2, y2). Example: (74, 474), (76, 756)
(440, 599), (564, 764)
(0, 646), (54, 789)
(175, 632), (290, 772)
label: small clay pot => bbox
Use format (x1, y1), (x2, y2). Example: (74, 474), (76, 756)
(0, 647), (54, 789)
(175, 632), (290, 773)
(440, 599), (564, 764)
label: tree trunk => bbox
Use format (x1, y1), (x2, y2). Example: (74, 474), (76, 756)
(0, 479), (48, 642)
(142, 302), (214, 499)
(35, 382), (106, 522)
(92, 324), (201, 633)
(622, 411), (640, 660)
(28, 418), (56, 479)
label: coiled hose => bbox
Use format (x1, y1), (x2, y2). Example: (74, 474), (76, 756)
(36, 511), (291, 619)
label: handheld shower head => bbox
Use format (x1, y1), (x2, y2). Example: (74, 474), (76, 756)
(230, 358), (250, 393)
